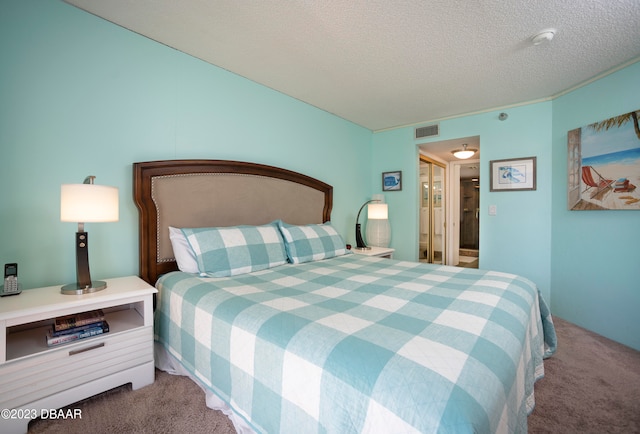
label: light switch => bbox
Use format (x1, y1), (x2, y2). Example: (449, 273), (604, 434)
(489, 205), (497, 216)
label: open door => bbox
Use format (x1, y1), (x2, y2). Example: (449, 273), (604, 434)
(418, 136), (480, 267)
(447, 160), (480, 268)
(419, 157), (446, 264)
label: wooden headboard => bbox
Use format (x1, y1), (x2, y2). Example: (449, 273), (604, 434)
(133, 160), (333, 285)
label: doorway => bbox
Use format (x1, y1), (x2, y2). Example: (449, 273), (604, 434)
(458, 172), (480, 267)
(419, 157), (446, 264)
(418, 136), (480, 268)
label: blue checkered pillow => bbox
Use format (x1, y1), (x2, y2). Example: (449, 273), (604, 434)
(181, 222), (288, 277)
(277, 221), (349, 264)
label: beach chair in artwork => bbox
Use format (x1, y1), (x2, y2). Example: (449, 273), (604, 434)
(582, 165), (614, 199)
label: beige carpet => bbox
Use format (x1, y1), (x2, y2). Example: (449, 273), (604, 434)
(527, 317), (640, 433)
(28, 368), (236, 434)
(29, 317), (640, 433)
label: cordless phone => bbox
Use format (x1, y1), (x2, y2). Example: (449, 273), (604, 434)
(1, 263), (21, 296)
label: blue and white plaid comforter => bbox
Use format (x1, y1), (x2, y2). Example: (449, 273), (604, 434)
(155, 254), (556, 434)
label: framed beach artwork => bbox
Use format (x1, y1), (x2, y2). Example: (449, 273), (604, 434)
(489, 157), (536, 192)
(567, 108), (640, 210)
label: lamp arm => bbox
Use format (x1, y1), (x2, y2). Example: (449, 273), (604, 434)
(355, 199), (380, 249)
(356, 200), (376, 223)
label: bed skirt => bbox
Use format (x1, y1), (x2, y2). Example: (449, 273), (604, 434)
(155, 342), (256, 434)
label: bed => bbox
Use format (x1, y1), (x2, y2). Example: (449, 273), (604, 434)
(134, 159), (557, 434)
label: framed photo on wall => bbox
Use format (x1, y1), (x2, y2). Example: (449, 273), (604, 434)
(382, 171), (402, 191)
(567, 108), (640, 210)
(490, 157), (537, 191)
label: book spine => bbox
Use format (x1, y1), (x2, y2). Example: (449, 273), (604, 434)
(51, 321), (107, 337)
(54, 310), (105, 331)
(46, 322), (109, 347)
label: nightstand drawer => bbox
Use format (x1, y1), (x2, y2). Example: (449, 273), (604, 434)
(0, 326), (153, 409)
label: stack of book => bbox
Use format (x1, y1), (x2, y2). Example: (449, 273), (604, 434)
(46, 309), (109, 347)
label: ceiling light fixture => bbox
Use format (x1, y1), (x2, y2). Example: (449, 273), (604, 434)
(531, 28), (556, 46)
(452, 144), (477, 160)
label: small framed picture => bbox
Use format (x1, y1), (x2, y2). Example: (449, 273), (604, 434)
(382, 171), (402, 191)
(490, 157), (537, 191)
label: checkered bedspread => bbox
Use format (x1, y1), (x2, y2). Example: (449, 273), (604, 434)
(155, 254), (556, 433)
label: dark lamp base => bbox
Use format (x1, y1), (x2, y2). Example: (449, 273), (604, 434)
(61, 281), (107, 295)
(353, 246), (372, 251)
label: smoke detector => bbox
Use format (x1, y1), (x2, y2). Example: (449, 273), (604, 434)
(531, 29), (556, 45)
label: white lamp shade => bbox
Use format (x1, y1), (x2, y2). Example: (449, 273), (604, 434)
(453, 150), (475, 159)
(61, 184), (119, 222)
(366, 203), (390, 247)
(368, 203), (388, 219)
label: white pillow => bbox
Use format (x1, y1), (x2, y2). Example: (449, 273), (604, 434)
(168, 226), (199, 273)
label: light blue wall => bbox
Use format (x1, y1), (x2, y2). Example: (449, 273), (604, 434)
(372, 64), (640, 350)
(372, 103), (554, 304)
(2, 1), (638, 351)
(551, 61), (640, 351)
(0, 1), (371, 290)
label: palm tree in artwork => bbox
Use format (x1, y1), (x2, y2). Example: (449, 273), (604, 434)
(588, 110), (640, 141)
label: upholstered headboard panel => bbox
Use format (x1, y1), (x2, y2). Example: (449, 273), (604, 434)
(133, 160), (333, 285)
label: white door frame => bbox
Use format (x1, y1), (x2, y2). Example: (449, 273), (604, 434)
(446, 158), (480, 266)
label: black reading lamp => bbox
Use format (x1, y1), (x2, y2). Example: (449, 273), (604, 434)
(354, 199), (380, 250)
(60, 176), (119, 295)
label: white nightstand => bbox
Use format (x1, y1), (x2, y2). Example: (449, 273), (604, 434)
(0, 276), (157, 434)
(352, 246), (395, 259)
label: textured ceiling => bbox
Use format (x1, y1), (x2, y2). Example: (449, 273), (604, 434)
(65, 0), (640, 132)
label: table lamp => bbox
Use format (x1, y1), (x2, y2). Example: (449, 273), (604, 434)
(366, 202), (390, 247)
(60, 176), (119, 294)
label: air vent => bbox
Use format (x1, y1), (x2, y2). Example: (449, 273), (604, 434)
(415, 124), (439, 139)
